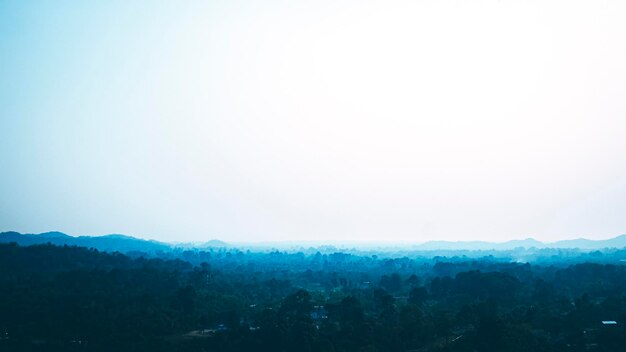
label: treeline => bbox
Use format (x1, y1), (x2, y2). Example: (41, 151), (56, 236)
(1, 243), (626, 351)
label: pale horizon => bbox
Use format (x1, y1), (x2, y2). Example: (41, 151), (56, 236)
(4, 230), (626, 247)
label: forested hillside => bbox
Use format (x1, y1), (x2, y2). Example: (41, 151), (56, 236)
(1, 243), (626, 351)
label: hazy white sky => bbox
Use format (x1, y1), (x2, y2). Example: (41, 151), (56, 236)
(2, 0), (626, 243)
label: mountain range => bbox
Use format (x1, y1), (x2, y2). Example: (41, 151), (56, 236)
(2, 231), (626, 253)
(0, 231), (174, 253)
(412, 236), (626, 251)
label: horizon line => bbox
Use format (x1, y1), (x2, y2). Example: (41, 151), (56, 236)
(3, 230), (626, 247)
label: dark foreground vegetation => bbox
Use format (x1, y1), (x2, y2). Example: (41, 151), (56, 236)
(1, 243), (626, 351)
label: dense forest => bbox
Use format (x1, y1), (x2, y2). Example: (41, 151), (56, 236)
(1, 242), (626, 351)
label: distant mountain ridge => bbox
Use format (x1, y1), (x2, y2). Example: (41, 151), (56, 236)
(414, 235), (626, 251)
(2, 231), (626, 253)
(0, 231), (172, 253)
(0, 231), (228, 253)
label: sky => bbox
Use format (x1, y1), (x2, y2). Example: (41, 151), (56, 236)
(1, 0), (626, 243)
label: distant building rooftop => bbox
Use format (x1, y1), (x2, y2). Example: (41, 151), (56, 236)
(602, 321), (617, 325)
